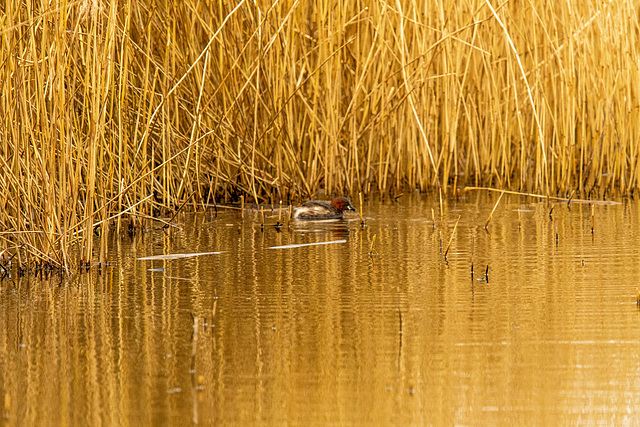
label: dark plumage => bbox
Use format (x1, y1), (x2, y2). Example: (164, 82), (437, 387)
(293, 197), (356, 220)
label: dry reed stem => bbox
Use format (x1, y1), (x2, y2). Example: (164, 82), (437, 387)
(439, 188), (444, 226)
(369, 234), (377, 256)
(465, 187), (621, 205)
(471, 235), (475, 276)
(3, 393), (9, 418)
(485, 191), (505, 228)
(444, 216), (461, 259)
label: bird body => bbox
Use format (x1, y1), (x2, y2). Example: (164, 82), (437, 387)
(293, 197), (356, 220)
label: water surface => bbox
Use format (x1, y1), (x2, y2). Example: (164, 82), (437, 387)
(2, 192), (640, 425)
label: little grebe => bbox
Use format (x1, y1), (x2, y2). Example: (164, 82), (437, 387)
(293, 197), (356, 220)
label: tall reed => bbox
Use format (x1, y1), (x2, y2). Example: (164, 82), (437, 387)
(1, 0), (638, 270)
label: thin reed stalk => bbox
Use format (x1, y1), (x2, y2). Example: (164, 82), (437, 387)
(444, 216), (461, 259)
(485, 191), (506, 229)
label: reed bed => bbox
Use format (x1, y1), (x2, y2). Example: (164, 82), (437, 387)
(1, 0), (639, 271)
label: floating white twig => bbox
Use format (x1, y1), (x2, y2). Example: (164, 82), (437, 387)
(267, 240), (347, 250)
(138, 251), (224, 260)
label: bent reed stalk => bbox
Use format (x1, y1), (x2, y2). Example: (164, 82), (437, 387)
(1, 0), (638, 271)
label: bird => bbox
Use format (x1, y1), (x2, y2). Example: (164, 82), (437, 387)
(293, 197), (356, 220)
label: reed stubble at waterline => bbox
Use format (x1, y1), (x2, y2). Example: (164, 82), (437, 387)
(2, 0), (638, 271)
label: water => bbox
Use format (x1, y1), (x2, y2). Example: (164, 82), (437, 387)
(2, 192), (640, 425)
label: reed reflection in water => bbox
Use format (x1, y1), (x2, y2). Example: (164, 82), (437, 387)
(2, 193), (640, 425)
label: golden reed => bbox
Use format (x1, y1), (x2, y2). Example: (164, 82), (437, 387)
(1, 0), (637, 270)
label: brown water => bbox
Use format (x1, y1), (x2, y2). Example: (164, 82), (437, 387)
(2, 192), (640, 426)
